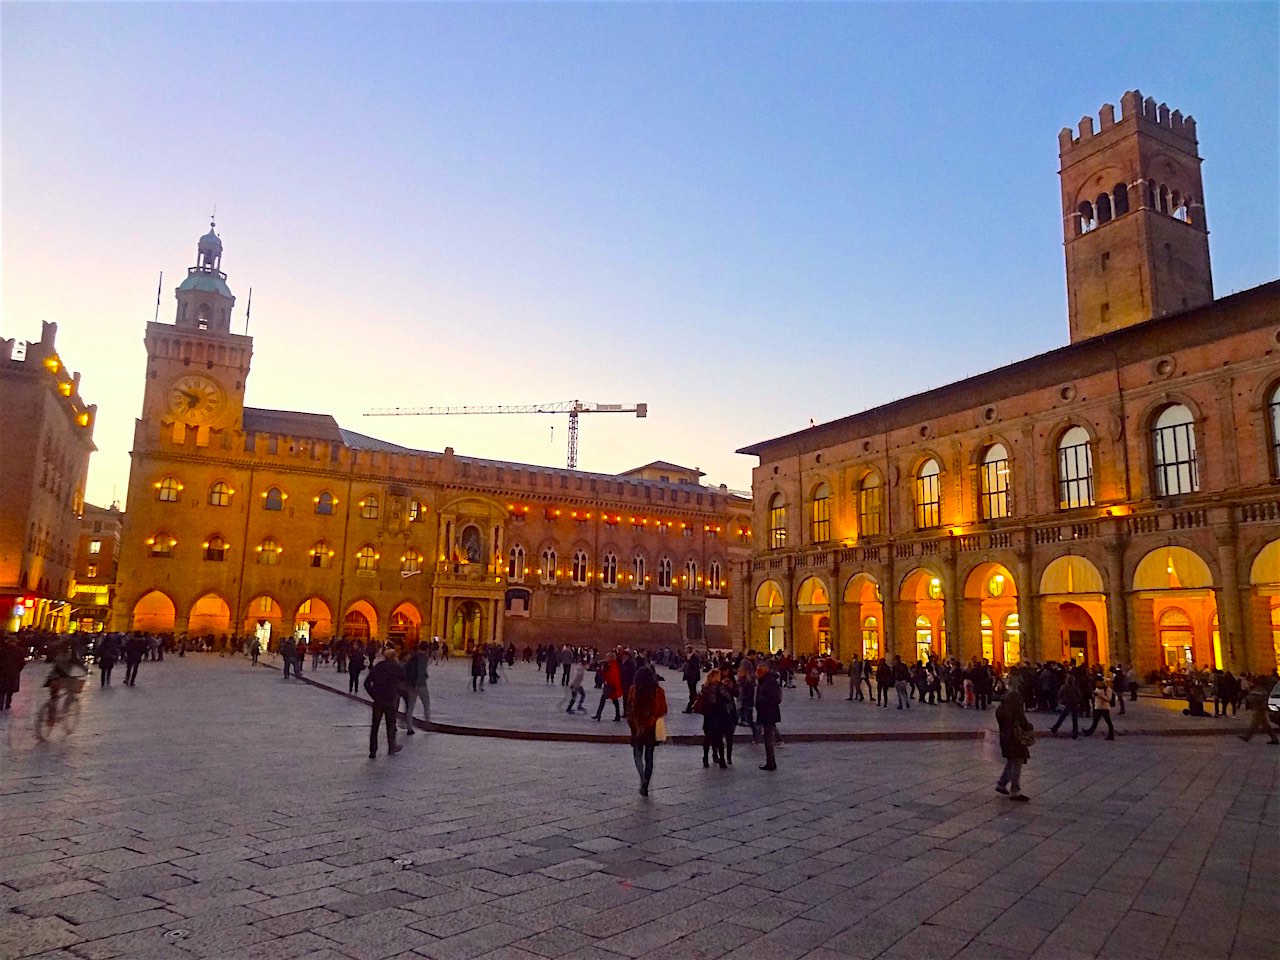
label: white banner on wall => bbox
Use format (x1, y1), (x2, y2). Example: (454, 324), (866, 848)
(650, 595), (679, 624)
(705, 598), (729, 627)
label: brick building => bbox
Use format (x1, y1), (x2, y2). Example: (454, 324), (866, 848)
(111, 225), (751, 649)
(70, 502), (123, 633)
(739, 91), (1280, 679)
(0, 322), (98, 632)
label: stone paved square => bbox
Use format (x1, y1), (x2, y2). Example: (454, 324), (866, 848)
(1, 657), (1276, 960)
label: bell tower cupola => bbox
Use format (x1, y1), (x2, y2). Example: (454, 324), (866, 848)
(175, 220), (236, 334)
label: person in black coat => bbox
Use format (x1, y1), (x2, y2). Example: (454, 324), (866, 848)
(123, 635), (148, 686)
(347, 645), (366, 695)
(364, 647), (405, 758)
(97, 634), (121, 688)
(755, 663), (782, 771)
(682, 650), (703, 713)
(995, 689), (1032, 801)
(0, 636), (27, 709)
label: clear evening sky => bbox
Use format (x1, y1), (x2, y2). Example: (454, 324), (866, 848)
(3, 3), (1277, 509)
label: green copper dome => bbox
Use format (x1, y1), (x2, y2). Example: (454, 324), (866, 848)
(177, 270), (233, 298)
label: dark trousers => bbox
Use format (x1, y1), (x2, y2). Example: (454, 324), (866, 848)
(283, 658), (291, 679)
(632, 742), (655, 785)
(124, 660), (141, 685)
(762, 723), (778, 768)
(877, 683), (889, 707)
(0, 693), (11, 709)
(251, 652), (259, 665)
(370, 701), (397, 754)
(739, 705), (758, 740)
(567, 688), (585, 711)
(545, 668), (556, 684)
(703, 734), (724, 765)
(1085, 708), (1115, 739)
(348, 670), (362, 694)
(472, 675), (485, 691)
(1051, 706), (1079, 737)
(100, 660), (115, 687)
(594, 692), (620, 720)
(685, 679), (698, 711)
(561, 664), (571, 685)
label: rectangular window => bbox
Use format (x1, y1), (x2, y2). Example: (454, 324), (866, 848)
(89, 539), (101, 555)
(86, 564), (98, 579)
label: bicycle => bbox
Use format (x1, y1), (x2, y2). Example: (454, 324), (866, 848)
(35, 671), (86, 743)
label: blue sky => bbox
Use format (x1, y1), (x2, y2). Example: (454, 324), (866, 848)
(3, 2), (1277, 507)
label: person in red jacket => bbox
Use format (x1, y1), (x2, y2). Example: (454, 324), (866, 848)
(593, 652), (623, 722)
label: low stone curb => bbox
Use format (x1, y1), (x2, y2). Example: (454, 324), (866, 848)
(258, 662), (1244, 745)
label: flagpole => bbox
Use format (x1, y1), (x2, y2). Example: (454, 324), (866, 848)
(245, 287), (252, 335)
(154, 271), (163, 323)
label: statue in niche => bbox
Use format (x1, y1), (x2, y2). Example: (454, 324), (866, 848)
(460, 524), (483, 565)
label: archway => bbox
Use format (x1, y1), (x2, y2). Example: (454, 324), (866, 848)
(899, 568), (944, 663)
(294, 597), (333, 643)
(794, 577), (830, 656)
(343, 599), (378, 642)
(188, 593), (231, 637)
(842, 573), (883, 661)
(131, 591), (176, 633)
(1039, 555), (1108, 665)
(389, 601), (422, 647)
(1132, 546), (1218, 675)
(963, 562), (1019, 666)
(242, 596), (284, 649)
(451, 600), (484, 651)
(1248, 539), (1280, 673)
(753, 580), (785, 653)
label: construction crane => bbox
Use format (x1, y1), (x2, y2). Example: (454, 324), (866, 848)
(364, 400), (648, 470)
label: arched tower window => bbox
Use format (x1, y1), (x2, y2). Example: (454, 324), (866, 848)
(1269, 384), (1280, 480)
(157, 477), (181, 503)
(980, 444), (1011, 520)
(632, 555), (646, 590)
(915, 459), (941, 530)
(658, 556), (673, 590)
(571, 550), (589, 585)
(709, 559), (722, 595)
(1095, 192), (1112, 224)
(257, 537), (281, 565)
(1057, 426), (1095, 509)
(1158, 183), (1170, 214)
(203, 536), (227, 562)
(1078, 200), (1096, 234)
(264, 487), (284, 511)
(208, 482), (232, 507)
(508, 545), (526, 581)
(1152, 405), (1198, 496)
(315, 491), (335, 515)
(1112, 182), (1129, 216)
(810, 483), (831, 543)
(602, 552), (618, 587)
(685, 558), (698, 591)
(767, 494), (787, 550)
(540, 548), (557, 584)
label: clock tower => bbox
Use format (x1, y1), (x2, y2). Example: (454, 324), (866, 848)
(142, 222), (253, 443)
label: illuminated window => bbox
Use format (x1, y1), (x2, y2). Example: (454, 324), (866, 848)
(157, 477), (181, 503)
(264, 487), (284, 511)
(571, 550), (589, 585)
(927, 577), (942, 601)
(361, 495), (379, 519)
(602, 552), (618, 587)
(258, 537), (281, 565)
(632, 555), (646, 590)
(915, 460), (941, 529)
(209, 482), (232, 507)
(980, 444), (1010, 520)
(915, 616), (933, 663)
(810, 483), (831, 543)
(311, 541), (332, 569)
(89, 539), (101, 555)
(1003, 613), (1021, 666)
(988, 573), (1006, 598)
(981, 613), (994, 662)
(204, 536), (227, 562)
(150, 534), (173, 558)
(508, 545), (526, 581)
(685, 558), (698, 591)
(859, 474), (882, 538)
(1057, 427), (1095, 509)
(409, 499), (423, 522)
(541, 548), (557, 584)
(401, 551), (422, 575)
(709, 559), (722, 595)
(658, 556), (673, 590)
(768, 494), (787, 550)
(862, 616), (880, 659)
(86, 563), (98, 579)
(1268, 385), (1280, 479)
(656, 521), (671, 535)
(315, 491), (334, 515)
(356, 545), (378, 573)
(1152, 405), (1198, 497)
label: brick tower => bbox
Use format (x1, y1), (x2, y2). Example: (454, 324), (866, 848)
(1059, 90), (1213, 343)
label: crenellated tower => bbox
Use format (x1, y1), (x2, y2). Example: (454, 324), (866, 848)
(1059, 90), (1213, 342)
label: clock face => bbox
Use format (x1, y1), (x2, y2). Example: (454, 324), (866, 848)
(167, 374), (226, 425)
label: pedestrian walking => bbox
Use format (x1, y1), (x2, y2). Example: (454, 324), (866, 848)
(682, 648), (702, 713)
(0, 636), (27, 709)
(566, 657), (587, 713)
(123, 635), (147, 686)
(1049, 673), (1082, 738)
(1239, 675), (1279, 745)
(250, 638), (261, 666)
(756, 662), (782, 771)
(1083, 679), (1116, 740)
(893, 656), (911, 709)
(995, 687), (1032, 802)
(470, 648), (486, 692)
(737, 664), (759, 743)
(593, 653), (623, 721)
(364, 647), (405, 758)
(697, 669), (730, 768)
(280, 636), (297, 679)
(626, 665), (668, 796)
(347, 646), (366, 695)
(805, 659), (822, 698)
(402, 644), (431, 734)
(544, 644), (559, 684)
(97, 634), (121, 687)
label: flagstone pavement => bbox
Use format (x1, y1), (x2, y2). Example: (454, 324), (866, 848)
(0, 657), (1276, 960)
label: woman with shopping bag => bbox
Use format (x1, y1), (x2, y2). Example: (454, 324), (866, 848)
(626, 665), (668, 796)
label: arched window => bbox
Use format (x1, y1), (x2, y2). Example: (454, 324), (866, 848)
(914, 615), (933, 663)
(540, 548), (557, 584)
(1003, 613), (1021, 666)
(1152, 405), (1198, 497)
(1173, 195), (1192, 224)
(1158, 183), (1169, 214)
(980, 444), (1011, 520)
(602, 552), (618, 587)
(356, 545), (378, 573)
(1159, 607), (1194, 669)
(508, 545), (526, 581)
(862, 615), (880, 660)
(1269, 384), (1280, 479)
(810, 483), (831, 543)
(203, 536), (226, 562)
(1146, 179), (1156, 209)
(1096, 192), (1113, 224)
(915, 459), (941, 529)
(149, 533), (174, 558)
(571, 550), (589, 585)
(859, 474), (882, 538)
(257, 537), (281, 565)
(315, 491), (334, 515)
(360, 495), (379, 520)
(264, 487), (284, 511)
(1057, 426), (1095, 509)
(157, 477), (181, 503)
(401, 551), (422, 575)
(310, 541), (333, 569)
(632, 555), (646, 590)
(658, 556), (673, 590)
(1078, 200), (1096, 234)
(409, 499), (423, 522)
(1112, 182), (1129, 216)
(768, 494), (787, 550)
(208, 482), (232, 507)
(709, 559), (722, 595)
(685, 558), (698, 591)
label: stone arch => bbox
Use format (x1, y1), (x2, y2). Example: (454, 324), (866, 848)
(294, 596), (333, 643)
(1247, 539), (1280, 675)
(242, 595), (284, 647)
(1136, 391), (1207, 432)
(188, 592), (231, 637)
(842, 572), (883, 661)
(899, 566), (946, 662)
(755, 580), (784, 613)
(343, 599), (379, 642)
(961, 561), (1021, 665)
(131, 590), (176, 633)
(752, 580), (785, 654)
(389, 601), (423, 646)
(1040, 555), (1106, 595)
(1250, 539), (1280, 586)
(1132, 546), (1219, 674)
(1133, 546), (1215, 591)
(794, 576), (831, 655)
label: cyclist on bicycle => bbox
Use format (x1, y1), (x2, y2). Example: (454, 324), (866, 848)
(44, 644), (87, 724)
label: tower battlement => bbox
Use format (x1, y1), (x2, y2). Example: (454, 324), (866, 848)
(1058, 90), (1198, 157)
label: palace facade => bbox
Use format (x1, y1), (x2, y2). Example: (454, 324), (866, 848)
(738, 90), (1280, 679)
(112, 226), (751, 650)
